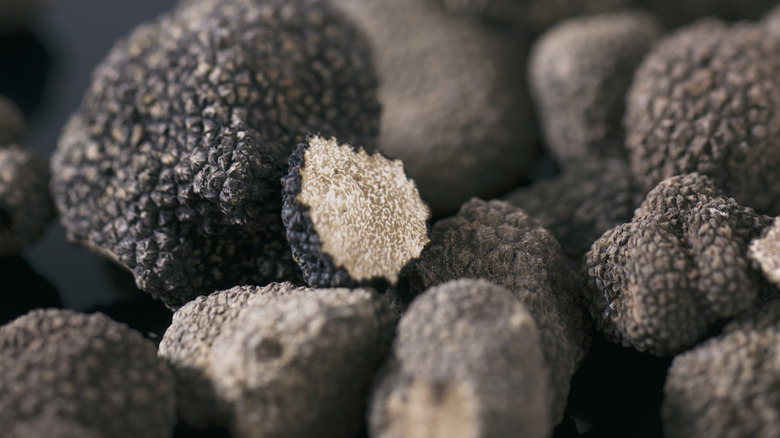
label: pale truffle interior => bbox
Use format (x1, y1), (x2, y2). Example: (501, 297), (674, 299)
(298, 135), (430, 283)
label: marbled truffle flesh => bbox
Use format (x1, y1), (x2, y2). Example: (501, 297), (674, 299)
(282, 135), (430, 289)
(663, 299), (780, 438)
(583, 173), (773, 356)
(0, 309), (176, 438)
(52, 0), (380, 307)
(625, 18), (780, 215)
(405, 198), (590, 427)
(329, 0), (535, 215)
(529, 11), (662, 162)
(369, 279), (550, 438)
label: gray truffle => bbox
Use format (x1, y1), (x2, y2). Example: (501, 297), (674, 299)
(504, 158), (643, 260)
(662, 299), (780, 438)
(625, 18), (780, 215)
(529, 11), (662, 162)
(369, 279), (551, 438)
(0, 309), (176, 438)
(749, 216), (780, 286)
(583, 173), (773, 356)
(0, 95), (25, 146)
(329, 0), (535, 215)
(52, 0), (380, 307)
(405, 198), (590, 427)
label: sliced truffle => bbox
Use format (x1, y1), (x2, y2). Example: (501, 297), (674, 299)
(749, 217), (780, 287)
(583, 173), (773, 356)
(662, 299), (780, 438)
(529, 11), (662, 162)
(282, 135), (430, 289)
(405, 198), (590, 427)
(369, 279), (550, 438)
(210, 287), (395, 438)
(0, 309), (176, 438)
(52, 0), (380, 307)
(503, 158), (643, 260)
(0, 145), (53, 255)
(329, 0), (535, 215)
(0, 94), (25, 146)
(625, 18), (780, 215)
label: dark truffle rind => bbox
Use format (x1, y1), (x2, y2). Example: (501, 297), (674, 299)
(625, 18), (780, 215)
(662, 299), (780, 438)
(583, 173), (773, 356)
(52, 0), (380, 307)
(0, 309), (176, 438)
(405, 198), (590, 427)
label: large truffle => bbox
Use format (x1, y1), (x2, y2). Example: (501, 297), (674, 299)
(52, 0), (380, 307)
(503, 158), (643, 260)
(625, 18), (780, 215)
(405, 198), (590, 427)
(662, 299), (780, 438)
(282, 135), (430, 289)
(529, 11), (662, 162)
(0, 309), (176, 438)
(749, 216), (780, 286)
(583, 173), (773, 356)
(329, 0), (535, 215)
(369, 279), (550, 438)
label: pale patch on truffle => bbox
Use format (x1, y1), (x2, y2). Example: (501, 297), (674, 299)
(297, 135), (429, 283)
(384, 379), (479, 438)
(749, 216), (780, 286)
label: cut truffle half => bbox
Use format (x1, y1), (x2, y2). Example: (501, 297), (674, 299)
(282, 135), (430, 289)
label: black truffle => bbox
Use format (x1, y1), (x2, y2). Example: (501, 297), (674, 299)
(52, 0), (380, 307)
(662, 299), (780, 438)
(282, 134), (430, 289)
(625, 18), (780, 215)
(0, 309), (176, 438)
(529, 11), (662, 162)
(583, 173), (773, 356)
(369, 279), (551, 438)
(405, 198), (590, 427)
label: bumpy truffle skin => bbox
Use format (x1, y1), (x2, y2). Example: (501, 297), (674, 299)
(0, 95), (25, 146)
(329, 0), (535, 215)
(0, 145), (53, 255)
(52, 0), (380, 307)
(282, 135), (430, 289)
(625, 19), (780, 215)
(369, 279), (551, 438)
(405, 198), (590, 427)
(584, 173), (773, 356)
(0, 309), (176, 438)
(210, 287), (395, 438)
(529, 12), (662, 162)
(504, 158), (643, 260)
(662, 299), (780, 438)
(749, 216), (780, 286)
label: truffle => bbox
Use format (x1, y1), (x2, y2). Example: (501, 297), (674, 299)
(503, 158), (643, 260)
(636, 0), (777, 29)
(329, 0), (536, 215)
(749, 216), (780, 287)
(405, 198), (590, 427)
(369, 279), (551, 438)
(583, 173), (773, 356)
(0, 94), (25, 146)
(0, 144), (53, 255)
(529, 11), (662, 162)
(662, 298), (780, 438)
(624, 18), (780, 215)
(0, 309), (176, 438)
(52, 0), (380, 307)
(282, 135), (430, 289)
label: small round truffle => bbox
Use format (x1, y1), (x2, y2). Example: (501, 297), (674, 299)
(0, 94), (25, 146)
(583, 173), (773, 356)
(52, 0), (380, 307)
(329, 0), (536, 215)
(625, 18), (780, 215)
(503, 158), (643, 260)
(529, 11), (662, 162)
(749, 216), (780, 287)
(0, 309), (176, 438)
(369, 279), (550, 438)
(210, 287), (395, 438)
(405, 198), (590, 427)
(0, 145), (53, 255)
(662, 299), (780, 438)
(282, 135), (430, 289)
